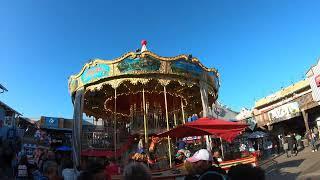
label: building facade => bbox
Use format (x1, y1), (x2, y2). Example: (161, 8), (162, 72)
(0, 101), (22, 140)
(253, 79), (316, 136)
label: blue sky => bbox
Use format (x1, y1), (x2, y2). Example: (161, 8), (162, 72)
(1, 0), (320, 119)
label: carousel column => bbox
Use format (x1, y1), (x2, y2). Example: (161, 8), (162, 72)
(200, 81), (212, 151)
(163, 85), (173, 168)
(72, 88), (85, 169)
(142, 88), (148, 145)
(114, 88), (117, 158)
(200, 81), (209, 117)
(181, 98), (186, 124)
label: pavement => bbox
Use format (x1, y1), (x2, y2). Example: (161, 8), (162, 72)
(260, 144), (320, 180)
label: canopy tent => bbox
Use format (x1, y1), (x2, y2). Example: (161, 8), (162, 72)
(157, 117), (248, 142)
(248, 131), (267, 139)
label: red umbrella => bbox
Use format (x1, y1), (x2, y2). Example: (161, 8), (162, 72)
(157, 117), (248, 142)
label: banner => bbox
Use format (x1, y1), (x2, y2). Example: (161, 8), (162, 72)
(268, 102), (300, 123)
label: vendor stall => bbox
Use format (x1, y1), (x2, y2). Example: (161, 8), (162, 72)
(157, 117), (257, 171)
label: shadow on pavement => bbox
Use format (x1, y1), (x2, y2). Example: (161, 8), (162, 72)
(264, 159), (304, 180)
(299, 160), (320, 179)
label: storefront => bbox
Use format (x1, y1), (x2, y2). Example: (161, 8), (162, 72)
(39, 116), (73, 148)
(253, 80), (315, 136)
(306, 59), (320, 131)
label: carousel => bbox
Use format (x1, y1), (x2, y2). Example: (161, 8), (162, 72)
(68, 40), (220, 171)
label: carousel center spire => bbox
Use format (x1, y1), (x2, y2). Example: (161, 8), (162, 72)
(141, 40), (148, 52)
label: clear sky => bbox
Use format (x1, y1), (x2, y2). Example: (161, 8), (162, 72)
(1, 0), (320, 119)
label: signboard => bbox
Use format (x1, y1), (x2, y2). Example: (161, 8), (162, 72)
(268, 102), (300, 123)
(45, 117), (59, 128)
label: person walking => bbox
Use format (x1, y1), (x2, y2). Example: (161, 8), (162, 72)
(283, 136), (290, 158)
(310, 131), (318, 152)
(287, 133), (296, 157)
(292, 133), (298, 156)
(295, 133), (302, 150)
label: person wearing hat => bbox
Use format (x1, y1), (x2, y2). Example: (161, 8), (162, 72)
(184, 149), (226, 180)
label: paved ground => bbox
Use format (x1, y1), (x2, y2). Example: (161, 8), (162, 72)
(260, 145), (320, 180)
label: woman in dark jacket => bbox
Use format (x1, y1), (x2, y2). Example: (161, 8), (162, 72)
(287, 134), (297, 156)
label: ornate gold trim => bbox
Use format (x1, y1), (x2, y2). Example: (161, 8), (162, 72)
(70, 50), (218, 80)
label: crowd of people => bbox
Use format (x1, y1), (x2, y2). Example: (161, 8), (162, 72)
(6, 127), (320, 180)
(280, 130), (319, 158)
(0, 140), (79, 180)
(3, 127), (319, 180)
(77, 149), (265, 180)
(1, 142), (265, 180)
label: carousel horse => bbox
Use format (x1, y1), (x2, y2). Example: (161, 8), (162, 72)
(131, 152), (148, 162)
(131, 138), (148, 162)
(149, 136), (160, 152)
(131, 136), (161, 166)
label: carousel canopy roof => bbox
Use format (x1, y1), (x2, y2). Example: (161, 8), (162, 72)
(69, 42), (219, 97)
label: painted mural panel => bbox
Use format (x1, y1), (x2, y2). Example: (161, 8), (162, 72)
(117, 57), (161, 73)
(81, 64), (110, 84)
(171, 60), (203, 78)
